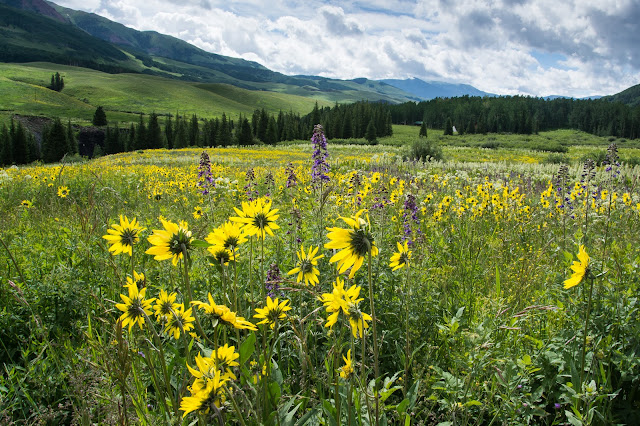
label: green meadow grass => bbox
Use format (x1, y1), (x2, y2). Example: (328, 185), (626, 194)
(0, 62), (328, 126)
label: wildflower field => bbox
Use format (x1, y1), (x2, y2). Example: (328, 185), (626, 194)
(1, 131), (640, 425)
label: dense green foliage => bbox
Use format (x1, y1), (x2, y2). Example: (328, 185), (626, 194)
(390, 96), (640, 139)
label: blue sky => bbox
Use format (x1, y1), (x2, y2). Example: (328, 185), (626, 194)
(55, 0), (640, 98)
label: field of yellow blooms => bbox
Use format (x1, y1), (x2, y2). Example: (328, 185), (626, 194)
(1, 138), (640, 425)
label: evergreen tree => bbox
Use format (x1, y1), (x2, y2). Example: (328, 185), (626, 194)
(444, 117), (453, 136)
(12, 121), (29, 164)
(41, 118), (68, 163)
(127, 124), (135, 152)
(147, 113), (163, 149)
(92, 106), (108, 126)
(26, 133), (39, 163)
(0, 124), (11, 166)
(189, 114), (199, 146)
(165, 116), (174, 149)
(365, 119), (377, 143)
(48, 72), (64, 91)
(217, 113), (232, 147)
(265, 117), (279, 145)
(419, 117), (428, 138)
(135, 114), (147, 150)
(257, 109), (269, 142)
(236, 115), (254, 145)
(174, 118), (188, 148)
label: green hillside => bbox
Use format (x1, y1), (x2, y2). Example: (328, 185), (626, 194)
(602, 83), (640, 107)
(0, 0), (416, 104)
(0, 3), (140, 73)
(0, 62), (328, 125)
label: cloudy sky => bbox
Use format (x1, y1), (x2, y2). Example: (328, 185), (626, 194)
(55, 0), (639, 98)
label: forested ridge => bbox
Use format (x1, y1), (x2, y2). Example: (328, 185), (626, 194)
(389, 95), (640, 138)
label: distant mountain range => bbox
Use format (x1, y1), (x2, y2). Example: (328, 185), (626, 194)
(380, 78), (495, 100)
(1, 0), (638, 107)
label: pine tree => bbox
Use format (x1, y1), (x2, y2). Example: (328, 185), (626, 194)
(265, 117), (278, 145)
(365, 119), (377, 143)
(0, 124), (11, 166)
(147, 113), (163, 149)
(165, 116), (174, 149)
(12, 121), (29, 164)
(257, 109), (269, 142)
(92, 106), (108, 126)
(135, 114), (147, 150)
(444, 117), (454, 136)
(419, 117), (428, 138)
(217, 113), (232, 147)
(42, 118), (68, 163)
(127, 124), (136, 152)
(189, 114), (199, 146)
(236, 115), (254, 145)
(175, 118), (188, 148)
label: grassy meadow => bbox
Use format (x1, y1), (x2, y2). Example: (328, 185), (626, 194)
(1, 134), (640, 425)
(0, 63), (330, 127)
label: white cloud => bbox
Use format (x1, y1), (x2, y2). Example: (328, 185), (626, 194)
(52, 0), (639, 97)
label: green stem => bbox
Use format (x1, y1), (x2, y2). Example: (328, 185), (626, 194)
(260, 237), (265, 301)
(225, 384), (248, 426)
(578, 274), (595, 413)
(367, 251), (380, 426)
(142, 312), (178, 413)
(180, 249), (213, 346)
(404, 263), (411, 397)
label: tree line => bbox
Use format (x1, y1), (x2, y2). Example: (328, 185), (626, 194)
(389, 95), (640, 139)
(304, 101), (393, 141)
(0, 118), (77, 166)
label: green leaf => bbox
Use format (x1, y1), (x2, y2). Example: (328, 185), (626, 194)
(495, 266), (501, 296)
(239, 332), (256, 365)
(191, 239), (212, 248)
(464, 400), (482, 407)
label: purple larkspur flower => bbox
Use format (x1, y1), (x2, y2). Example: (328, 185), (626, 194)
(311, 124), (330, 186)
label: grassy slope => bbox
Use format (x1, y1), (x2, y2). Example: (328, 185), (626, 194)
(0, 62), (329, 125)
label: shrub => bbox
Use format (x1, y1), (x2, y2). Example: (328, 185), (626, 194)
(529, 142), (568, 153)
(405, 138), (444, 162)
(543, 153), (570, 164)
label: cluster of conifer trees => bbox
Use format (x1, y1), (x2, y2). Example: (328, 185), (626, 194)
(389, 95), (640, 138)
(306, 101), (393, 141)
(0, 118), (76, 166)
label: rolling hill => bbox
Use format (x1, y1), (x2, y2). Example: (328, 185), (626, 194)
(602, 84), (640, 108)
(0, 0), (416, 104)
(0, 62), (331, 126)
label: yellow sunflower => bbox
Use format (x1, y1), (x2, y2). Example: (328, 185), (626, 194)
(103, 215), (146, 257)
(20, 200), (33, 208)
(125, 271), (146, 290)
(339, 349), (354, 379)
(287, 245), (324, 286)
(325, 209), (378, 278)
(114, 285), (155, 331)
(191, 293), (256, 331)
(180, 369), (227, 418)
(57, 186), (70, 198)
(230, 197), (280, 239)
(205, 221), (247, 261)
(254, 296), (291, 329)
(145, 218), (193, 266)
(153, 289), (180, 321)
(164, 304), (195, 339)
(389, 240), (412, 271)
(564, 245), (590, 289)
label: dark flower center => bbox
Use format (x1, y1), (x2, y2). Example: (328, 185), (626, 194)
(349, 229), (373, 257)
